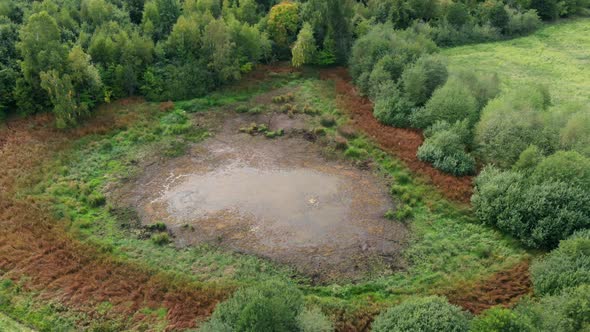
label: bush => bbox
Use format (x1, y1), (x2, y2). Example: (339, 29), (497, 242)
(151, 232), (170, 246)
(160, 109), (191, 135)
(401, 54), (448, 106)
(475, 86), (555, 168)
(320, 115), (336, 128)
(470, 307), (534, 332)
(411, 78), (478, 129)
(296, 308), (333, 332)
(417, 125), (476, 176)
(350, 25), (437, 96)
(560, 110), (590, 157)
(453, 70), (500, 110)
(512, 145), (544, 171)
(373, 81), (415, 127)
(472, 167), (590, 249)
(506, 8), (541, 36)
(530, 230), (590, 296)
(531, 150), (590, 190)
(371, 296), (471, 332)
(199, 280), (305, 332)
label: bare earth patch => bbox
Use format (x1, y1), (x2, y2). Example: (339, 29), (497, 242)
(123, 113), (408, 283)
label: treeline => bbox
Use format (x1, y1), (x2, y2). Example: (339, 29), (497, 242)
(2, 0), (586, 127)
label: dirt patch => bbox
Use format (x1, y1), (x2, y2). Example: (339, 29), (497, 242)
(122, 113), (408, 283)
(446, 261), (532, 314)
(318, 67), (473, 203)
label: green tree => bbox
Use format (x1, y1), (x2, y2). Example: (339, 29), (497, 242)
(401, 54), (448, 106)
(531, 151), (590, 190)
(267, 1), (300, 57)
(371, 296), (471, 332)
(16, 11), (68, 114)
(291, 22), (316, 67)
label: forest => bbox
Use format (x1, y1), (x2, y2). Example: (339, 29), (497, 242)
(0, 0), (589, 331)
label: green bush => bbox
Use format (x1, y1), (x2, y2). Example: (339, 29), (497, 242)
(160, 109), (191, 135)
(296, 308), (333, 332)
(418, 122), (475, 176)
(401, 54), (448, 107)
(531, 151), (590, 190)
(199, 280), (305, 332)
(472, 167), (590, 249)
(475, 86), (555, 168)
(373, 81), (415, 127)
(320, 115), (336, 128)
(513, 145), (544, 171)
(371, 296), (471, 332)
(531, 230), (590, 296)
(150, 232), (170, 246)
(560, 111), (590, 157)
(470, 307), (534, 332)
(506, 8), (541, 36)
(411, 78), (478, 129)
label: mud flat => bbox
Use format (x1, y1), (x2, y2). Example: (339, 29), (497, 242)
(125, 114), (407, 283)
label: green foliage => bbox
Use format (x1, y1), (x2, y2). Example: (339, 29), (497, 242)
(151, 232), (171, 245)
(371, 296), (471, 332)
(296, 308), (333, 332)
(531, 230), (590, 295)
(401, 54), (448, 107)
(417, 121), (476, 176)
(513, 145), (544, 171)
(412, 77), (478, 129)
(267, 1), (300, 57)
(560, 110), (590, 157)
(470, 307), (534, 332)
(475, 85), (555, 168)
(472, 166), (590, 249)
(531, 150), (590, 189)
(350, 25), (437, 96)
(160, 109), (191, 135)
(292, 23), (316, 67)
(373, 81), (415, 127)
(199, 280), (305, 332)
(446, 2), (470, 28)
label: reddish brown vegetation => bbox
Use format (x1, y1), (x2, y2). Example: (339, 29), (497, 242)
(318, 67), (473, 203)
(446, 261), (532, 314)
(0, 106), (227, 330)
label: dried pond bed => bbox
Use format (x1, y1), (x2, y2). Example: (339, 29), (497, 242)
(122, 112), (408, 283)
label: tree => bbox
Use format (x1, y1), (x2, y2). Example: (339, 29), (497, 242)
(16, 11), (68, 114)
(373, 81), (415, 127)
(472, 167), (590, 249)
(267, 1), (300, 57)
(411, 77), (478, 128)
(401, 54), (448, 106)
(291, 23), (316, 67)
(531, 230), (590, 296)
(202, 18), (240, 83)
(531, 151), (590, 190)
(371, 296), (471, 332)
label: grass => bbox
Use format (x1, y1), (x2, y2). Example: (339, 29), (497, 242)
(1, 72), (527, 329)
(443, 18), (590, 105)
(0, 311), (35, 332)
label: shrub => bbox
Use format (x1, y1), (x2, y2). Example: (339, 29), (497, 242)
(371, 296), (471, 332)
(475, 86), (555, 168)
(531, 151), (590, 190)
(151, 232), (170, 246)
(506, 8), (541, 36)
(401, 54), (448, 106)
(350, 25), (437, 96)
(453, 70), (500, 110)
(411, 78), (478, 129)
(470, 307), (534, 332)
(472, 167), (590, 249)
(160, 109), (191, 135)
(560, 111), (590, 157)
(531, 230), (590, 296)
(296, 308), (333, 332)
(512, 145), (544, 171)
(87, 192), (106, 207)
(446, 2), (470, 27)
(373, 81), (415, 127)
(199, 280), (305, 332)
(417, 121), (476, 176)
(368, 55), (405, 98)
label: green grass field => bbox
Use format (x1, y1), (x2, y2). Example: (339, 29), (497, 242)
(0, 312), (34, 332)
(443, 18), (590, 105)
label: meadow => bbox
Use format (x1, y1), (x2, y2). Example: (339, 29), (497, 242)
(443, 19), (590, 105)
